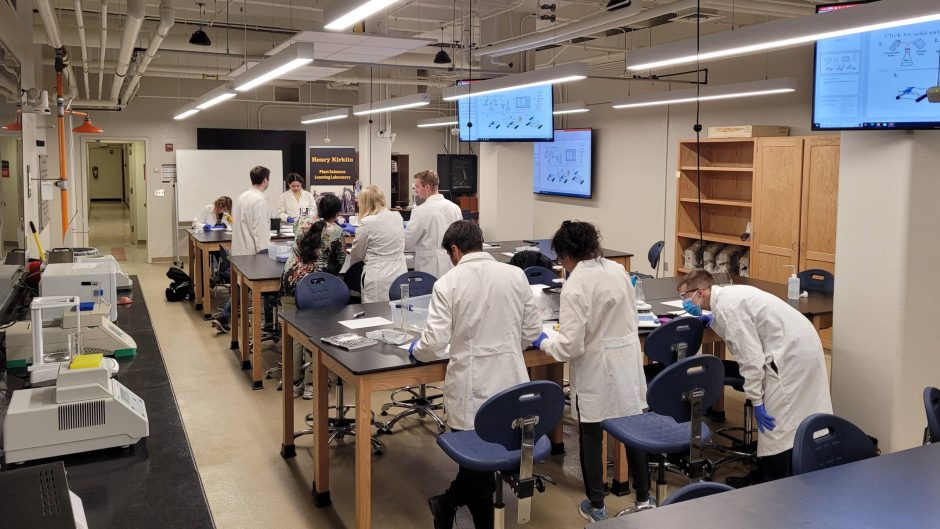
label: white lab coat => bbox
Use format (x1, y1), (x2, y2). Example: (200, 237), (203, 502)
(404, 194), (463, 279)
(231, 187), (271, 256)
(540, 258), (647, 423)
(709, 285), (833, 457)
(349, 209), (408, 303)
(275, 190), (316, 221)
(413, 252), (543, 431)
(191, 204), (231, 230)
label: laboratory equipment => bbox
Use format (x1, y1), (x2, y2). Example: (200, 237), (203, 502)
(715, 245), (743, 274)
(786, 265), (800, 300)
(683, 240), (705, 270)
(41, 261), (118, 321)
(3, 355), (149, 464)
(702, 243), (726, 273)
(75, 254), (133, 291)
(738, 252), (750, 277)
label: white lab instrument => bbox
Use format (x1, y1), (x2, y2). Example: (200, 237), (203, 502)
(715, 245), (743, 275)
(41, 261), (118, 321)
(702, 242), (726, 273)
(268, 241), (291, 262)
(531, 284), (561, 321)
(389, 293), (432, 330)
(738, 252), (750, 277)
(76, 254), (133, 291)
(683, 240), (705, 270)
(3, 356), (149, 464)
(785, 265), (800, 300)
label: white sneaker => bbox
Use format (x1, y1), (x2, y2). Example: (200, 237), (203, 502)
(303, 384), (314, 400)
(634, 498), (655, 509)
(292, 382), (303, 398)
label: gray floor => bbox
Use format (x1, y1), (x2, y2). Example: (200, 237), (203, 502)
(90, 202), (775, 529)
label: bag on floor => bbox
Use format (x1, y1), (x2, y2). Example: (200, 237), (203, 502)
(165, 266), (193, 302)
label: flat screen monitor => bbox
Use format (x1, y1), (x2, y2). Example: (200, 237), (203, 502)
(533, 129), (593, 199)
(457, 82), (554, 142)
(812, 1), (940, 130)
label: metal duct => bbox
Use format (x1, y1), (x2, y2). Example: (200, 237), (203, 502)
(120, 0), (175, 104)
(109, 0), (146, 104)
(98, 0), (108, 99)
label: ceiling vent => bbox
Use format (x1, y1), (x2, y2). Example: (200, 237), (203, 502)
(670, 8), (723, 24)
(274, 86), (300, 102)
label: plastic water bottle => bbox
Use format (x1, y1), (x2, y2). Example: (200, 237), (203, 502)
(785, 265), (800, 300)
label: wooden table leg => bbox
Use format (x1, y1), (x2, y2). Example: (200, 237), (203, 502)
(230, 268), (240, 350)
(355, 377), (373, 529)
(547, 362), (565, 454)
(281, 321), (296, 458)
(609, 434), (630, 496)
(312, 349), (331, 506)
(201, 243), (212, 319)
(193, 244), (203, 312)
(187, 236), (195, 296)
(240, 279), (250, 371)
(250, 285), (263, 389)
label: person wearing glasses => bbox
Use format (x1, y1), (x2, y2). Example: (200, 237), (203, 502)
(531, 221), (650, 522)
(677, 269), (832, 485)
(405, 169), (463, 279)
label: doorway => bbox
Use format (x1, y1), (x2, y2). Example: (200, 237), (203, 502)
(0, 136), (23, 254)
(83, 140), (147, 261)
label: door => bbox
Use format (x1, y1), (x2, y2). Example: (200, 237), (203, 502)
(799, 136), (840, 273)
(0, 138), (23, 245)
(88, 145), (125, 200)
(753, 138), (804, 283)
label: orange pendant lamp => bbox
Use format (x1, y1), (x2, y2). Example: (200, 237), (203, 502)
(2, 114), (22, 131)
(72, 116), (103, 134)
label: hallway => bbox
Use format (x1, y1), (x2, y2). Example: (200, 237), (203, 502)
(88, 201), (146, 264)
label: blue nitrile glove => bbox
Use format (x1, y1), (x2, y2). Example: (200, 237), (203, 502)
(286, 216), (295, 224)
(631, 274), (638, 287)
(408, 338), (420, 362)
(532, 332), (549, 349)
(342, 223), (356, 235)
(203, 224), (212, 231)
(698, 314), (714, 328)
(755, 403), (776, 433)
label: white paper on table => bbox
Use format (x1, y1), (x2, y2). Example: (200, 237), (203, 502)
(338, 316), (394, 329)
(501, 252), (515, 257)
(660, 299), (686, 308)
(482, 242), (499, 249)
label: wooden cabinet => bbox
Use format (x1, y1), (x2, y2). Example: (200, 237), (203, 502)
(675, 136), (840, 284)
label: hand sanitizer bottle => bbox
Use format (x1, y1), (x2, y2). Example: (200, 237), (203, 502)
(785, 265), (800, 300)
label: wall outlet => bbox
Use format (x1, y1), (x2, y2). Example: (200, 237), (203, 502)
(664, 262), (669, 272)
(154, 189), (165, 197)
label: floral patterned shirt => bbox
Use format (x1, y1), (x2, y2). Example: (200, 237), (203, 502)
(280, 216), (346, 297)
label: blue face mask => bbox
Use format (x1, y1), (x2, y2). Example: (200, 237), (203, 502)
(682, 293), (702, 317)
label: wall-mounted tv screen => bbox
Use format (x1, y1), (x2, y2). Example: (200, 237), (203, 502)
(533, 129), (593, 199)
(813, 1), (940, 130)
(457, 82), (554, 142)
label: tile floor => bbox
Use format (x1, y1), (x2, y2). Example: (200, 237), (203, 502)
(88, 202), (763, 529)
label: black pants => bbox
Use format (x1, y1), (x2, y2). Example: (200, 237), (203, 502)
(579, 420), (651, 508)
(444, 429), (496, 510)
(758, 449), (792, 482)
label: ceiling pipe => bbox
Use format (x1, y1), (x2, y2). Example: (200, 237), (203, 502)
(73, 0), (91, 99)
(120, 0), (175, 105)
(109, 0), (146, 105)
(35, 0), (79, 100)
(98, 0), (108, 99)
(326, 75), (451, 88)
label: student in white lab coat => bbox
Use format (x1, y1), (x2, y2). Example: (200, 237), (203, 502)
(191, 196), (233, 230)
(404, 169), (463, 279)
(275, 173), (316, 223)
(348, 185), (407, 303)
(410, 220), (542, 529)
(212, 166), (271, 332)
(532, 221), (650, 522)
(677, 269), (833, 483)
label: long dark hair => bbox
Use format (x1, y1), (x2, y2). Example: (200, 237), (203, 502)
(298, 220), (327, 263)
(551, 220), (602, 261)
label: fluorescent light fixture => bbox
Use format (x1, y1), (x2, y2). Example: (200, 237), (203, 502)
(474, 0), (693, 58)
(233, 42), (316, 91)
(173, 105), (200, 120)
(416, 116), (458, 128)
(352, 93), (430, 116)
(612, 78), (797, 109)
(553, 102), (590, 115)
(626, 0), (940, 71)
(194, 85), (237, 110)
(324, 0), (401, 31)
(442, 63), (589, 101)
(301, 108), (350, 124)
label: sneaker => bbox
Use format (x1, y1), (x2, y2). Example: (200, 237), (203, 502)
(303, 384), (314, 400)
(211, 317), (231, 333)
(428, 493), (457, 529)
(634, 498), (655, 509)
(578, 499), (608, 523)
(292, 382), (303, 398)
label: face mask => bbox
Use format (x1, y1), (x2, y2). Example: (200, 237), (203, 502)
(682, 291), (702, 316)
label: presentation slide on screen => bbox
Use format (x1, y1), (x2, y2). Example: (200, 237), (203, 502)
(533, 129), (592, 198)
(458, 85), (553, 141)
(814, 19), (940, 129)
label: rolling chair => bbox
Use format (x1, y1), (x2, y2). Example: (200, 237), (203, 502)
(211, 244), (231, 292)
(792, 413), (877, 475)
(379, 271), (444, 433)
(631, 241), (666, 280)
(923, 387), (940, 445)
(343, 261), (365, 304)
(798, 269), (834, 295)
(662, 481), (734, 506)
(523, 266), (556, 287)
(292, 274), (384, 455)
(602, 355), (724, 512)
(436, 381), (564, 526)
(642, 317), (705, 384)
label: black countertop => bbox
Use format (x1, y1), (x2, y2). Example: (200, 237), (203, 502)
(591, 443), (940, 529)
(0, 276), (214, 529)
(227, 254), (285, 281)
(188, 229), (292, 244)
(640, 276), (834, 317)
(484, 239), (633, 263)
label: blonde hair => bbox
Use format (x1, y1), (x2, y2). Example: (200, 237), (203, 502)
(413, 169), (440, 189)
(214, 196), (232, 213)
(358, 185), (386, 218)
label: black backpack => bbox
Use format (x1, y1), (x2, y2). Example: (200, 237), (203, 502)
(165, 266), (193, 302)
(509, 250), (553, 271)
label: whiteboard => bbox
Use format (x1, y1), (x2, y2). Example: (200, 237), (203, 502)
(175, 149), (284, 223)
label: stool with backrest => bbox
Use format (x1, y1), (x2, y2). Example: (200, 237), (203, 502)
(923, 387), (940, 445)
(631, 241), (666, 280)
(292, 273), (384, 455)
(642, 317), (704, 383)
(798, 269), (835, 295)
(662, 481), (734, 506)
(602, 355), (724, 512)
(379, 271), (445, 433)
(436, 381), (564, 526)
(709, 359), (759, 469)
(523, 266), (556, 287)
(792, 413), (877, 475)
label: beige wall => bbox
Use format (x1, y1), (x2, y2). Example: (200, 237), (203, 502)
(88, 145), (125, 200)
